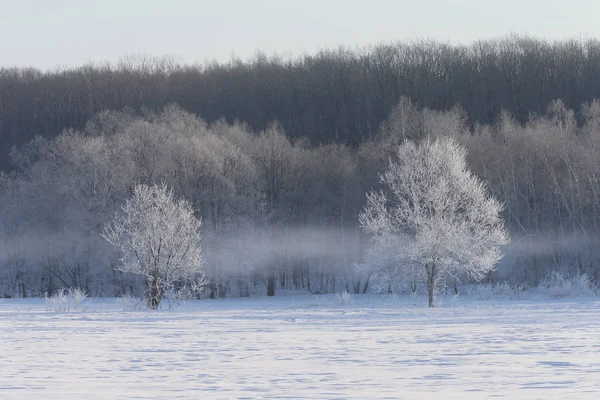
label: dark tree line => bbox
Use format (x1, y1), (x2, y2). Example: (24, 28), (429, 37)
(3, 36), (600, 170)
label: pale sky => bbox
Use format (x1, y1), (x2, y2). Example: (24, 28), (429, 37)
(0, 0), (597, 69)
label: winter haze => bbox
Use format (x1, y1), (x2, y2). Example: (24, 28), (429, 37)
(2, 1), (600, 399)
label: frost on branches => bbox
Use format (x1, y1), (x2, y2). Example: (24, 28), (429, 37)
(359, 138), (509, 307)
(103, 183), (204, 309)
(355, 231), (418, 295)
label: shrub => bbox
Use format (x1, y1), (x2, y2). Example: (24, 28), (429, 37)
(335, 291), (353, 306)
(45, 288), (88, 312)
(541, 272), (596, 298)
(116, 294), (144, 311)
(473, 281), (529, 300)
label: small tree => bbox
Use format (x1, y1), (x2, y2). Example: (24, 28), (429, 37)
(360, 138), (509, 307)
(103, 183), (203, 309)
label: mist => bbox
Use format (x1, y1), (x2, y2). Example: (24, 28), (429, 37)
(3, 64), (600, 297)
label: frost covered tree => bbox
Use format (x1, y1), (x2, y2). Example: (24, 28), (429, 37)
(355, 233), (416, 295)
(103, 183), (204, 308)
(360, 138), (509, 307)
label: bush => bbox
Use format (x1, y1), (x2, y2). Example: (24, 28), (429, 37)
(335, 291), (353, 306)
(473, 281), (529, 300)
(541, 272), (597, 298)
(116, 294), (144, 311)
(45, 288), (88, 312)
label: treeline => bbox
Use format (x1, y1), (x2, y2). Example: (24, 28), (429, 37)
(0, 105), (365, 298)
(3, 36), (600, 170)
(1, 98), (600, 298)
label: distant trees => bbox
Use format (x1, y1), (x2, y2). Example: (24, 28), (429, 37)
(459, 99), (600, 285)
(0, 105), (366, 298)
(3, 94), (600, 300)
(360, 139), (509, 307)
(103, 183), (204, 308)
(4, 37), (600, 170)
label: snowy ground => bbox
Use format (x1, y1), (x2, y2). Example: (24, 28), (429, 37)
(2, 293), (600, 399)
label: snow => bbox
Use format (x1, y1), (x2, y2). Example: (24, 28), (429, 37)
(2, 293), (600, 399)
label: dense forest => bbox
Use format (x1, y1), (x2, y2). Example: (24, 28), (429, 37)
(2, 36), (600, 298)
(2, 36), (600, 170)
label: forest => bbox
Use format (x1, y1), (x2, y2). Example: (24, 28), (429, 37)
(2, 35), (600, 169)
(1, 36), (600, 299)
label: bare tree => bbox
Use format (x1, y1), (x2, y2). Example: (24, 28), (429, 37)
(103, 183), (204, 308)
(360, 138), (509, 307)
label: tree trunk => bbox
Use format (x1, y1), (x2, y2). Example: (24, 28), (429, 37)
(267, 276), (276, 297)
(209, 282), (216, 299)
(427, 281), (435, 307)
(427, 263), (436, 308)
(149, 276), (160, 309)
(362, 278), (369, 294)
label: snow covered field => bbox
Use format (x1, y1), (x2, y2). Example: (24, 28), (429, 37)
(2, 293), (600, 399)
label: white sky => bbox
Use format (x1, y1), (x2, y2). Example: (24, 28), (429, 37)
(0, 0), (597, 69)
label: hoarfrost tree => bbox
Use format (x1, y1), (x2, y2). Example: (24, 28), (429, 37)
(355, 233), (416, 295)
(360, 138), (509, 307)
(103, 183), (204, 308)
